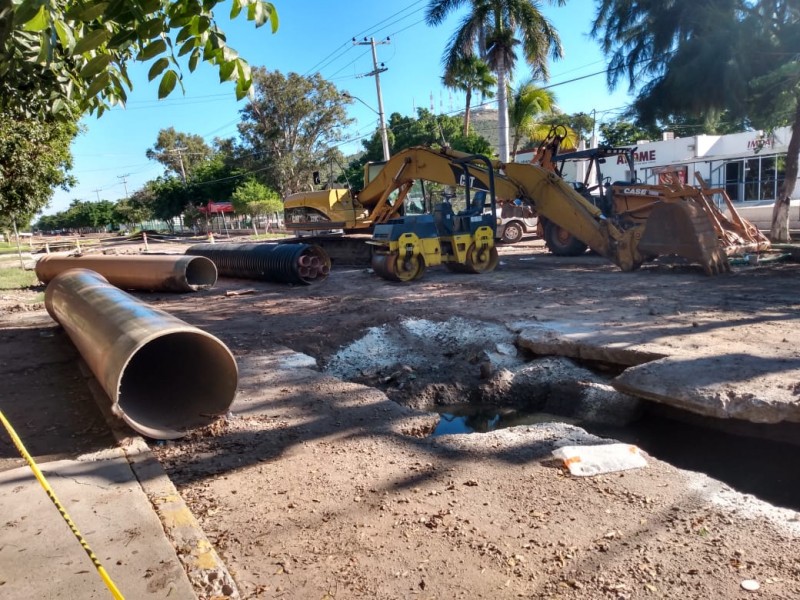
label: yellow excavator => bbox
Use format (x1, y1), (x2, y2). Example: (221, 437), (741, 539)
(283, 145), (740, 279)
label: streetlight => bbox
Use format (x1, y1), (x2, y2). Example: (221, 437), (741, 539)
(342, 92), (390, 161)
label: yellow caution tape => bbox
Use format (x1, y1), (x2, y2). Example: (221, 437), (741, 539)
(0, 410), (125, 599)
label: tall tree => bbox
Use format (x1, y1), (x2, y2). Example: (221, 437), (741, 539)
(231, 179), (282, 235)
(237, 69), (353, 195)
(592, 0), (800, 241)
(598, 120), (659, 147)
(146, 127), (213, 181)
(0, 110), (77, 226)
(2, 0), (279, 120)
(442, 54), (497, 136)
(426, 0), (565, 163)
(339, 108), (493, 190)
(507, 79), (558, 157)
(542, 112), (596, 146)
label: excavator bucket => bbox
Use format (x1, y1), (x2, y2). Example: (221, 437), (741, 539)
(637, 201), (731, 275)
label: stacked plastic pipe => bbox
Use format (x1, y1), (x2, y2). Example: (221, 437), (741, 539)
(186, 242), (331, 285)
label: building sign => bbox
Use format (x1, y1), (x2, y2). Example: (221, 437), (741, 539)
(618, 149), (656, 164)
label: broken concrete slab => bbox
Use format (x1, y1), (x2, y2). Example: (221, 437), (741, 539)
(516, 322), (666, 366)
(517, 322), (800, 425)
(613, 354), (800, 424)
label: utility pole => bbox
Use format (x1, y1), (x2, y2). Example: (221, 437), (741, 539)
(117, 174), (130, 199)
(171, 147), (188, 183)
(354, 37), (391, 161)
(92, 188), (102, 202)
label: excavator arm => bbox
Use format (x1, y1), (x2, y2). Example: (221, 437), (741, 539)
(503, 162), (646, 271)
(355, 146), (521, 224)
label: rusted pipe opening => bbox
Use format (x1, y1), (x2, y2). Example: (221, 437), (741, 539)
(118, 330), (238, 439)
(184, 256), (219, 290)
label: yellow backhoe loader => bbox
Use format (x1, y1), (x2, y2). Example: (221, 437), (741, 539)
(532, 128), (770, 273)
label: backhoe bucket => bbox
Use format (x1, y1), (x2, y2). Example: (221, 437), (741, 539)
(637, 201), (730, 275)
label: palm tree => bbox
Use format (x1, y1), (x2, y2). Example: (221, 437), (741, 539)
(442, 55), (497, 137)
(508, 79), (559, 158)
(426, 0), (565, 163)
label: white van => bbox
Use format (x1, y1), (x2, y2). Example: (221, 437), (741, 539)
(494, 199), (538, 243)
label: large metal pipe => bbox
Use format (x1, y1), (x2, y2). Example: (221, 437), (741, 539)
(45, 269), (238, 440)
(186, 242), (331, 285)
(35, 254), (218, 292)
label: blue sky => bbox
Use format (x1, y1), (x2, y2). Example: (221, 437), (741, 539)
(48, 0), (633, 215)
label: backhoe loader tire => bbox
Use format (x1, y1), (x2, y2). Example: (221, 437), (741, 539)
(544, 222), (589, 257)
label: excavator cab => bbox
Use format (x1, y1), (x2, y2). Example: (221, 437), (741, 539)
(370, 154), (499, 282)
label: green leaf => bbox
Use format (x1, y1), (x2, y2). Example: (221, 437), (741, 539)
(74, 29), (110, 55)
(51, 98), (66, 116)
(79, 54), (112, 79)
(147, 57), (169, 81)
(107, 29), (137, 49)
(137, 38), (167, 61)
(54, 20), (75, 50)
(235, 76), (252, 101)
(78, 3), (109, 22)
(140, 0), (162, 13)
(188, 48), (200, 72)
(178, 39), (195, 57)
(22, 5), (49, 32)
(137, 18), (164, 40)
(219, 61), (235, 82)
(176, 25), (193, 44)
(158, 69), (178, 98)
(86, 72), (111, 98)
(267, 4), (279, 33)
(230, 0), (243, 20)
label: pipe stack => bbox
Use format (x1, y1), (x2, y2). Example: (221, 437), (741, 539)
(186, 242), (331, 285)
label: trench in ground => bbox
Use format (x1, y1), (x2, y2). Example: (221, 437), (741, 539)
(430, 397), (800, 513)
(323, 317), (800, 513)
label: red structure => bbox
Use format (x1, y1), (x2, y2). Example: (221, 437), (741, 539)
(198, 201), (234, 214)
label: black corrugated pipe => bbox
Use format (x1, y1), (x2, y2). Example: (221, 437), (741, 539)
(186, 242), (331, 285)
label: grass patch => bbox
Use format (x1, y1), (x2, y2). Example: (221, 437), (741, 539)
(0, 267), (38, 290)
(0, 242), (28, 255)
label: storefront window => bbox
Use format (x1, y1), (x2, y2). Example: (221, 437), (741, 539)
(722, 154), (786, 202)
(776, 155), (787, 198)
(760, 157), (776, 201)
(725, 161), (741, 201)
(744, 157), (760, 201)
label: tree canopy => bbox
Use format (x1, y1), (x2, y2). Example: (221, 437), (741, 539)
(442, 54), (496, 137)
(236, 69), (353, 195)
(592, 0), (800, 241)
(0, 109), (77, 225)
(426, 0), (565, 162)
(1, 0), (279, 120)
(146, 127), (213, 181)
(339, 108), (494, 191)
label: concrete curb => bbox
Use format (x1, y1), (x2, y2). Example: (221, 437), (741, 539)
(81, 367), (240, 599)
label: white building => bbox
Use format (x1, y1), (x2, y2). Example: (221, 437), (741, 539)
(519, 127), (800, 230)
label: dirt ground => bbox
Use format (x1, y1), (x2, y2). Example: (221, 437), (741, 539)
(2, 238), (800, 599)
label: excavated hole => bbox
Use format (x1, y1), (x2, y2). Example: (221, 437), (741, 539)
(324, 317), (800, 512)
